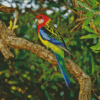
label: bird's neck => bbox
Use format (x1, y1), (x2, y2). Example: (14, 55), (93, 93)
(38, 19), (51, 32)
(38, 23), (45, 32)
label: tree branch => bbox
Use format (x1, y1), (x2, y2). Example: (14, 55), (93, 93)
(0, 39), (14, 59)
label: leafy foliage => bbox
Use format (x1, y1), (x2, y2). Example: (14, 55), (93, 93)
(76, 0), (100, 55)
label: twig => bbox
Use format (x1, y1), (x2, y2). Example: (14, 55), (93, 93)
(67, 22), (82, 46)
(70, 22), (82, 33)
(86, 0), (92, 7)
(65, 6), (79, 15)
(12, 9), (18, 32)
(75, 17), (87, 22)
(92, 78), (100, 99)
(52, 65), (57, 71)
(64, 0), (79, 15)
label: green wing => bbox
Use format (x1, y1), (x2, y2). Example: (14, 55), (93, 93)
(44, 23), (67, 48)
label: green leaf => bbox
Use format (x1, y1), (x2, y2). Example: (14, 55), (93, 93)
(90, 0), (97, 5)
(25, 71), (29, 75)
(82, 26), (97, 34)
(82, 16), (93, 26)
(83, 12), (94, 16)
(28, 95), (32, 99)
(44, 88), (52, 100)
(11, 86), (16, 90)
(70, 77), (76, 83)
(91, 5), (98, 12)
(10, 81), (18, 84)
(87, 0), (97, 6)
(97, 73), (100, 85)
(92, 50), (100, 53)
(75, 7), (87, 11)
(50, 73), (63, 81)
(96, 23), (100, 31)
(51, 85), (58, 91)
(75, 0), (89, 8)
(93, 15), (100, 25)
(80, 34), (98, 39)
(48, 2), (61, 7)
(31, 65), (35, 70)
(87, 0), (93, 6)
(27, 76), (31, 80)
(5, 73), (10, 78)
(41, 85), (45, 89)
(75, 0), (97, 13)
(90, 42), (100, 53)
(22, 74), (27, 78)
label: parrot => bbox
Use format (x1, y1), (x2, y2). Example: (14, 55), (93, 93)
(35, 14), (70, 88)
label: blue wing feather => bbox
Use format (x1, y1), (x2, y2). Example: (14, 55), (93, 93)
(39, 28), (65, 47)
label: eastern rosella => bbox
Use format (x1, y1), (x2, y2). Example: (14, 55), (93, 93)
(35, 14), (70, 88)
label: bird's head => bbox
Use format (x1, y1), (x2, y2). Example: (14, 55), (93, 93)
(35, 14), (51, 26)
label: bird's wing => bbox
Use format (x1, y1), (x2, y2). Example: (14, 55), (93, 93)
(44, 24), (66, 46)
(39, 24), (70, 54)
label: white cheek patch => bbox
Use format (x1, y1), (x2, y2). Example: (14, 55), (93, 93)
(38, 19), (44, 24)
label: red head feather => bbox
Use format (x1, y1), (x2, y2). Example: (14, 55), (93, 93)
(36, 14), (50, 32)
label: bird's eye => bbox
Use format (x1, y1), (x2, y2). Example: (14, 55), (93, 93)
(39, 16), (42, 18)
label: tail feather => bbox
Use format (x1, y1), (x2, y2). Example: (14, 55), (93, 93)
(54, 53), (70, 88)
(58, 45), (71, 56)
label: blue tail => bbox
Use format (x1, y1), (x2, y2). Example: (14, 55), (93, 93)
(54, 53), (70, 88)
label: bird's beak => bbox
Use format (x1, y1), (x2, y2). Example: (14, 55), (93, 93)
(35, 19), (38, 23)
